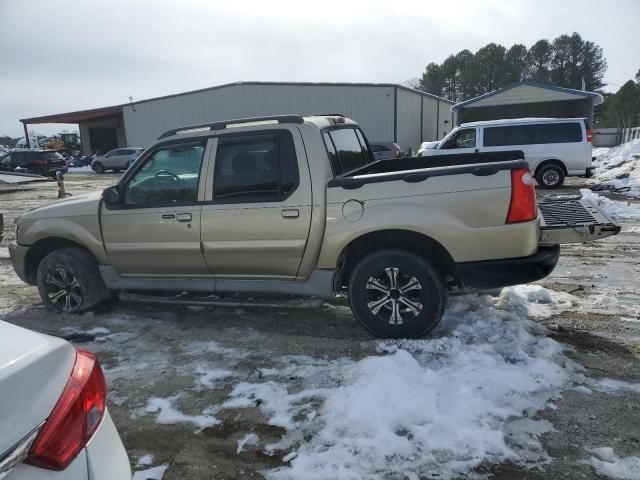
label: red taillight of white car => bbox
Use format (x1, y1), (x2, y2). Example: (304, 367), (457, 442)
(506, 168), (537, 224)
(25, 348), (106, 470)
(586, 129), (593, 142)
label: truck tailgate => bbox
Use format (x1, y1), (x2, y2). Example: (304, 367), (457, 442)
(539, 196), (621, 244)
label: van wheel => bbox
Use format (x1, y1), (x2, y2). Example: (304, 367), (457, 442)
(37, 248), (111, 314)
(536, 164), (565, 189)
(92, 162), (104, 174)
(348, 249), (447, 338)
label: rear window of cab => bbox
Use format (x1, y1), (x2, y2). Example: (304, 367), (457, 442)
(483, 122), (583, 147)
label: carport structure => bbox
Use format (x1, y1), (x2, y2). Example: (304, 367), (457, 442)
(452, 81), (604, 126)
(20, 105), (126, 154)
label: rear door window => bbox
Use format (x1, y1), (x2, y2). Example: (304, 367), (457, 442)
(213, 130), (299, 203)
(484, 125), (534, 147)
(533, 123), (582, 143)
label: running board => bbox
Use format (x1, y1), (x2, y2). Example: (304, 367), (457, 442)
(119, 292), (325, 309)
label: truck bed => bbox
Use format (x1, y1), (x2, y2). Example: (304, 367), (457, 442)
(328, 151), (527, 189)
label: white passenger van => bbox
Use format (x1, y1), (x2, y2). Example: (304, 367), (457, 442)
(418, 118), (593, 188)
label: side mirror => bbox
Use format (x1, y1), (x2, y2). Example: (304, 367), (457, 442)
(104, 186), (122, 205)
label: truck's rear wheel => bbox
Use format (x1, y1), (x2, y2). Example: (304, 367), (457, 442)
(37, 248), (111, 313)
(348, 249), (447, 338)
(536, 164), (565, 189)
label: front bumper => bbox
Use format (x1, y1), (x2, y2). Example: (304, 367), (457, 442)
(457, 245), (560, 291)
(9, 241), (31, 284)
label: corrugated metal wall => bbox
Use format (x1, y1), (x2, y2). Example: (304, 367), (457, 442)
(396, 89), (422, 153)
(123, 84), (396, 147)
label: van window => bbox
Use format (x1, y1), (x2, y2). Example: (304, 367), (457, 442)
(483, 122), (582, 147)
(441, 129), (476, 149)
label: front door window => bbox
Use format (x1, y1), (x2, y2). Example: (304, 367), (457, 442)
(124, 143), (205, 207)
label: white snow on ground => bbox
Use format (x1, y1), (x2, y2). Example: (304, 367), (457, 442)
(194, 364), (233, 389)
(132, 465), (168, 480)
(580, 189), (640, 221)
(584, 447), (640, 479)
(237, 433), (260, 454)
(0, 247), (9, 259)
(136, 454), (155, 467)
(145, 396), (219, 430)
(213, 288), (585, 480)
(590, 139), (640, 197)
(67, 165), (94, 173)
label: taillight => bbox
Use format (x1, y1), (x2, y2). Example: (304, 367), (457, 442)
(26, 348), (106, 470)
(506, 168), (537, 224)
(586, 129), (593, 142)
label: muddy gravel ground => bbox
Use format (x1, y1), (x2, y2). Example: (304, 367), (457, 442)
(1, 173), (639, 479)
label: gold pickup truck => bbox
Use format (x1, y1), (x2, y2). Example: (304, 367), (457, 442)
(9, 115), (620, 338)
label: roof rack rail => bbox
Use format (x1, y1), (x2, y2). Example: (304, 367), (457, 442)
(158, 115), (305, 139)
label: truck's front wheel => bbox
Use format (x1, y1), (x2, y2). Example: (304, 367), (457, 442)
(348, 249), (447, 338)
(37, 248), (112, 314)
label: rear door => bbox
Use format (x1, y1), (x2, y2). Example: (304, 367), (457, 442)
(200, 127), (312, 280)
(532, 122), (585, 175)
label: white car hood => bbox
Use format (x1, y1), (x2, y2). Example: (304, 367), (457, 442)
(0, 321), (75, 455)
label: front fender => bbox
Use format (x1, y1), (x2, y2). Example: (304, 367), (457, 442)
(19, 216), (109, 264)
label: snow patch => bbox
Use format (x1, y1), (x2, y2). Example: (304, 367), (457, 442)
(194, 364), (233, 389)
(0, 247), (10, 259)
(67, 166), (94, 173)
(590, 138), (640, 198)
(215, 288), (583, 479)
(145, 396), (219, 430)
(132, 465), (168, 480)
(580, 189), (640, 221)
(237, 433), (260, 454)
(585, 447), (640, 479)
(136, 454), (155, 467)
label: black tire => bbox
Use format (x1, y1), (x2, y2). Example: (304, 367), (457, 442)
(536, 164), (565, 189)
(93, 162), (104, 174)
(113, 169), (121, 173)
(36, 248), (112, 314)
(348, 249), (447, 338)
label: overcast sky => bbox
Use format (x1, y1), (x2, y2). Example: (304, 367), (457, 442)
(0, 0), (638, 137)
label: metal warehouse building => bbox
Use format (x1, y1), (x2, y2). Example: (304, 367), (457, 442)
(20, 82), (455, 154)
(453, 81), (604, 126)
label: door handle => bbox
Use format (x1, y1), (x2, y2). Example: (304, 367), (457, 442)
(281, 209), (299, 219)
(176, 212), (192, 222)
(161, 214), (175, 219)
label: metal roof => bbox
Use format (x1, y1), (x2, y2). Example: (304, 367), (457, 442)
(20, 81), (454, 125)
(20, 105), (123, 124)
(451, 81), (605, 111)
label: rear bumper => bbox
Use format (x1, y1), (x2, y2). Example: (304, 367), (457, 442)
(457, 245), (560, 291)
(584, 166), (595, 178)
(9, 241), (31, 284)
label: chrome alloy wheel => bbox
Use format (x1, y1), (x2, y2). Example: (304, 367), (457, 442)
(366, 267), (423, 325)
(44, 267), (83, 312)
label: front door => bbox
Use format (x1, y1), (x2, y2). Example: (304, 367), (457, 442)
(437, 127), (479, 155)
(200, 127), (312, 280)
(101, 139), (210, 277)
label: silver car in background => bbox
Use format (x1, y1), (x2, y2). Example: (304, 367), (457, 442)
(91, 148), (144, 174)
